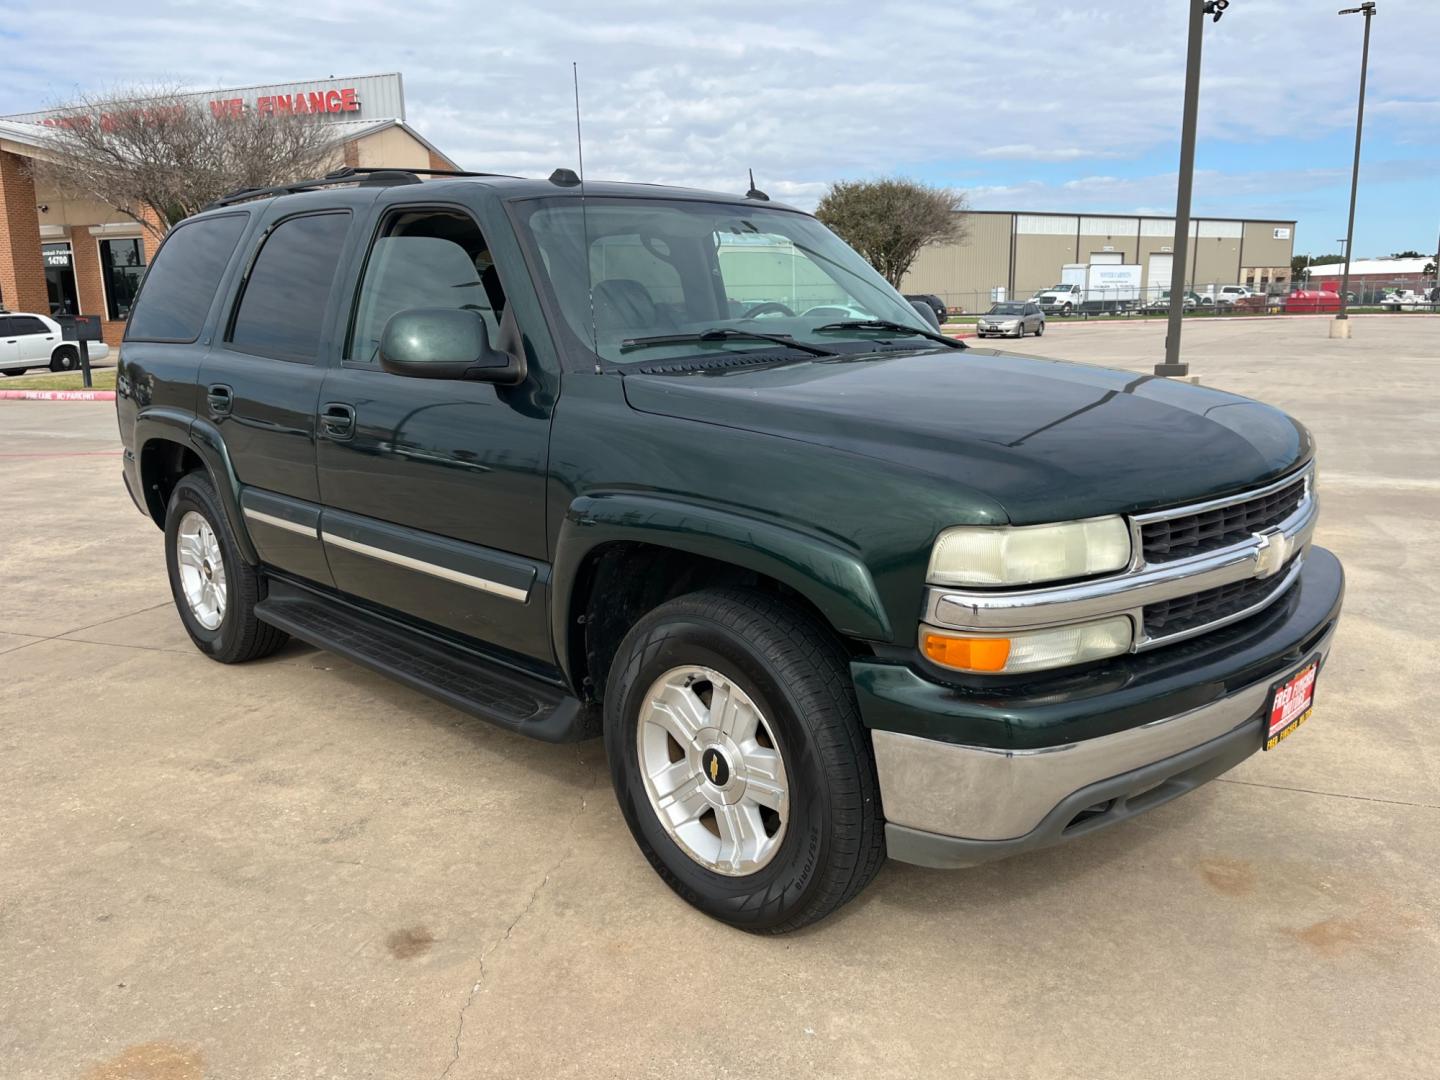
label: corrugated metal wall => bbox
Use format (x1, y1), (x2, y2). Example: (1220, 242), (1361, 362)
(901, 212), (1012, 309)
(905, 211), (1297, 304)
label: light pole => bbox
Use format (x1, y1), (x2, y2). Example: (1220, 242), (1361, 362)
(1156, 0), (1228, 378)
(1332, 2), (1376, 338)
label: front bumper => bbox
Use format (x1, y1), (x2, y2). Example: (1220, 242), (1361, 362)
(855, 546), (1343, 867)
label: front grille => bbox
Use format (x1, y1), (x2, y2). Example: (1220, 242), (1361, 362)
(1143, 560), (1296, 639)
(1140, 475), (1306, 562)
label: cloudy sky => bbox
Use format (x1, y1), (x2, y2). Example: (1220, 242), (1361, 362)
(2, 0), (1435, 257)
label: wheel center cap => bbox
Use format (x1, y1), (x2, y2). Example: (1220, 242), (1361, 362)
(701, 747), (731, 788)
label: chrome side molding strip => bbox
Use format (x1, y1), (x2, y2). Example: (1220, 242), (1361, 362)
(323, 532), (529, 602)
(242, 507), (319, 539)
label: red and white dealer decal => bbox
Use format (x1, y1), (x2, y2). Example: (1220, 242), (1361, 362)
(1265, 658), (1319, 750)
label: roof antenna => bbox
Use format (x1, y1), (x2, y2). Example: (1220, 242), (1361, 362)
(573, 62), (600, 373)
(745, 168), (770, 201)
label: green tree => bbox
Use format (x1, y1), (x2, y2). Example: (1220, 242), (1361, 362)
(815, 178), (968, 287)
(32, 84), (336, 238)
(1390, 250), (1423, 259)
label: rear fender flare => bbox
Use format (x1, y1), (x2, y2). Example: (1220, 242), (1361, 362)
(135, 409), (258, 565)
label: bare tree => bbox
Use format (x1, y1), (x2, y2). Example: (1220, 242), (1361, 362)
(816, 178), (969, 287)
(30, 85), (339, 238)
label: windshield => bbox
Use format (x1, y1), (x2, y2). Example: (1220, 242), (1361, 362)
(988, 303), (1026, 315)
(1046, 284), (1068, 292)
(514, 197), (931, 364)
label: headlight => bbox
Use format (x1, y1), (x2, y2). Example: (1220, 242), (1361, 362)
(921, 616), (1134, 674)
(927, 517), (1131, 587)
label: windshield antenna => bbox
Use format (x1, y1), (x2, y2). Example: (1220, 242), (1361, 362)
(745, 168), (770, 201)
(573, 62), (600, 373)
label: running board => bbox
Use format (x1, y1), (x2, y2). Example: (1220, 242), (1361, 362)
(254, 584), (591, 743)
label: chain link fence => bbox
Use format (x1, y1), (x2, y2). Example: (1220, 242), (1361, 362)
(921, 278), (1439, 321)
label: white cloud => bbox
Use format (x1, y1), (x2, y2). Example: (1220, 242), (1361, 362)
(975, 145), (1117, 162)
(0, 0), (1435, 220)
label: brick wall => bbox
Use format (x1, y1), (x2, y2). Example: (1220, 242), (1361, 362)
(0, 150), (48, 313)
(69, 208), (166, 346)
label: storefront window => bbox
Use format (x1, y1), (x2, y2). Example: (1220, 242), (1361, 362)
(100, 238), (147, 320)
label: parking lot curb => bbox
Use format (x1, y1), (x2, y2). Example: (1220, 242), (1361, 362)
(0, 389), (116, 401)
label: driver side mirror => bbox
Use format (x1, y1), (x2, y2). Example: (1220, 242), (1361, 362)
(379, 308), (525, 385)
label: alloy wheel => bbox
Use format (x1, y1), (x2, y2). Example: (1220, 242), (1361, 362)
(635, 665), (789, 876)
(175, 510), (227, 630)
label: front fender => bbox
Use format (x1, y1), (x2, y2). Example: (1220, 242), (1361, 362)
(551, 492), (894, 667)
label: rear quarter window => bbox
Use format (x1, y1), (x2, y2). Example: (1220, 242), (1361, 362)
(125, 213), (249, 343)
(9, 316), (49, 335)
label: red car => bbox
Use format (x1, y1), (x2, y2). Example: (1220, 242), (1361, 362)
(1284, 290), (1341, 314)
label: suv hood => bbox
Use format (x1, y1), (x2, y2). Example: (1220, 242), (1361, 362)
(622, 349), (1310, 524)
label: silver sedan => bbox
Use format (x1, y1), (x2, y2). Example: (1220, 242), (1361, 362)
(975, 301), (1045, 338)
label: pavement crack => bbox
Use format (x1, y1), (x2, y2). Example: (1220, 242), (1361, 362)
(438, 755), (599, 1080)
(1215, 776), (1440, 810)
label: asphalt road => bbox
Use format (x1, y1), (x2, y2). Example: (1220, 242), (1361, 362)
(2, 315), (1437, 1079)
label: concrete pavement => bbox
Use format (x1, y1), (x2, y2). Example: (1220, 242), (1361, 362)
(2, 316), (1437, 1079)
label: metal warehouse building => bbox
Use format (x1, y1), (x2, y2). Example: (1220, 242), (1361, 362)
(902, 210), (1297, 313)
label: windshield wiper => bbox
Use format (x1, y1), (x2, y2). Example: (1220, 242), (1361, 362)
(619, 328), (835, 357)
(811, 319), (966, 350)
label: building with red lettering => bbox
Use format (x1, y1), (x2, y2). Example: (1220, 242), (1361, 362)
(0, 73), (458, 345)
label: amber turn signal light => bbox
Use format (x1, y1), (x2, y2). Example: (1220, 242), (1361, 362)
(922, 632), (1012, 672)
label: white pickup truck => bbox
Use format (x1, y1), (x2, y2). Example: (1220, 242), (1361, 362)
(1032, 283), (1084, 316)
(1379, 289), (1434, 311)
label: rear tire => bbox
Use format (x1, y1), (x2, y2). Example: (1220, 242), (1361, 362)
(50, 346), (80, 372)
(1, 368), (28, 377)
(1035, 321), (1044, 336)
(604, 588), (884, 933)
(164, 471), (289, 664)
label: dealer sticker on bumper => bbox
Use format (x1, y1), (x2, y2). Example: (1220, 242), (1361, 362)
(1265, 656), (1319, 750)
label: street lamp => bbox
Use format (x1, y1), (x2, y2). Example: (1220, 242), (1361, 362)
(1331, 2), (1376, 338)
(1155, 0), (1229, 378)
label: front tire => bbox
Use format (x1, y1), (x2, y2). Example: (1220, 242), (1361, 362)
(50, 346), (80, 372)
(604, 588), (884, 933)
(164, 472), (289, 663)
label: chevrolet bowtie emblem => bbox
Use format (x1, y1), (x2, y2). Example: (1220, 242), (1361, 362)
(709, 755), (720, 782)
(1253, 530), (1288, 579)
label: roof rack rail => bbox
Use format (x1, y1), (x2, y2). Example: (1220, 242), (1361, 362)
(202, 166), (516, 211)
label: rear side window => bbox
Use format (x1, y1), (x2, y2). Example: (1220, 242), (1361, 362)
(9, 316), (49, 335)
(126, 214), (247, 343)
(229, 211), (350, 362)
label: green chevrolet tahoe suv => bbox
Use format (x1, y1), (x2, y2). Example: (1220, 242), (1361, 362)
(116, 167), (1343, 932)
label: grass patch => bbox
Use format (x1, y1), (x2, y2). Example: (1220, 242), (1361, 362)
(2, 368), (118, 391)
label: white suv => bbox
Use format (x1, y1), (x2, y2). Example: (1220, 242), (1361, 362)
(1216, 285), (1253, 307)
(0, 312), (110, 376)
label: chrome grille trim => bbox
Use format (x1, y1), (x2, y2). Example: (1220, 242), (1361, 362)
(1129, 464), (1313, 566)
(923, 465), (1316, 651)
